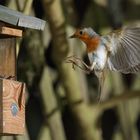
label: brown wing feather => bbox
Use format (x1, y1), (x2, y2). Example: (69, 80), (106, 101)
(105, 27), (140, 73)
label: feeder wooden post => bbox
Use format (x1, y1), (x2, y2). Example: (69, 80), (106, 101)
(0, 22), (25, 134)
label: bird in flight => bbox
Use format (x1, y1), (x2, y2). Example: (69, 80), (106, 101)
(66, 27), (140, 100)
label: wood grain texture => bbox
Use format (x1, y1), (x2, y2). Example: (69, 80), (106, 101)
(0, 79), (25, 134)
(0, 26), (23, 37)
(0, 80), (3, 133)
(0, 38), (16, 79)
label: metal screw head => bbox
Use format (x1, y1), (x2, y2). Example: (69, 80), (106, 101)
(11, 103), (19, 116)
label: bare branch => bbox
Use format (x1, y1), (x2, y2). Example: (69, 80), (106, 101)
(95, 90), (140, 111)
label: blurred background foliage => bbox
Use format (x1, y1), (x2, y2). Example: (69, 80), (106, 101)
(0, 0), (140, 140)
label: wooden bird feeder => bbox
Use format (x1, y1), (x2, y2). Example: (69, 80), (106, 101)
(0, 5), (45, 135)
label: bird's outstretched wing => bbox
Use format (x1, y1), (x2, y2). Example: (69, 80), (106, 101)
(104, 27), (140, 73)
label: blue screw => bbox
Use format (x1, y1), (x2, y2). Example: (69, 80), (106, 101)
(11, 103), (19, 116)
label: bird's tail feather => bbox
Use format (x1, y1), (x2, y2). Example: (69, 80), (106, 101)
(95, 70), (106, 102)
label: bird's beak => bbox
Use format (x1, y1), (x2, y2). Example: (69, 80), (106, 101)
(69, 33), (76, 38)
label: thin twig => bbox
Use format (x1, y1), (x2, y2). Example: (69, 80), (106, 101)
(23, 0), (33, 14)
(95, 90), (140, 111)
(15, 0), (22, 11)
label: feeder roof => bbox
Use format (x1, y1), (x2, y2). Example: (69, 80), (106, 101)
(0, 5), (46, 30)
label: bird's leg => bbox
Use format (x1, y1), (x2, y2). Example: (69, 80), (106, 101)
(65, 55), (95, 74)
(89, 61), (96, 71)
(66, 59), (89, 72)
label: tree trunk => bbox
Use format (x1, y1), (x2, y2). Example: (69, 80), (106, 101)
(42, 0), (97, 140)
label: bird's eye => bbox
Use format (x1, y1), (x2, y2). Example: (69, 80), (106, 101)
(79, 30), (83, 35)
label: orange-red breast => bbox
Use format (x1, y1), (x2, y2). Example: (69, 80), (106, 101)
(69, 27), (140, 100)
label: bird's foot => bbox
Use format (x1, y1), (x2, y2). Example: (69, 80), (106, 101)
(65, 55), (93, 74)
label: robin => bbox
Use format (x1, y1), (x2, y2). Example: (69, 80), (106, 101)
(66, 27), (140, 100)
